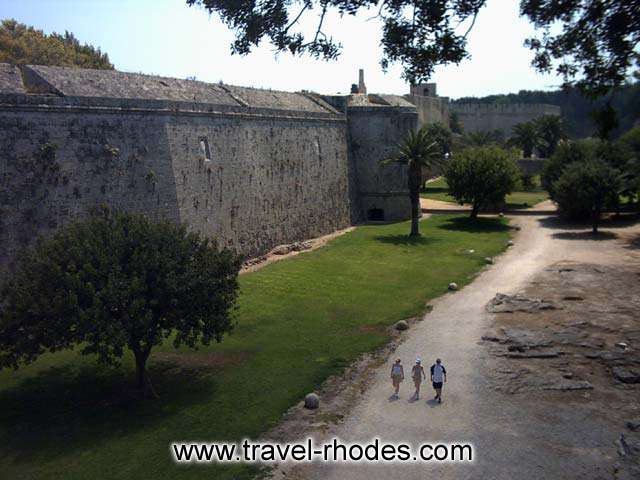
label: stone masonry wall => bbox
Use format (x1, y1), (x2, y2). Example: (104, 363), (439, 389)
(450, 103), (562, 135)
(0, 103), (350, 270)
(347, 106), (417, 222)
(406, 94), (450, 128)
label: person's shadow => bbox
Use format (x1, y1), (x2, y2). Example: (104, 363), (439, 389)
(426, 398), (441, 407)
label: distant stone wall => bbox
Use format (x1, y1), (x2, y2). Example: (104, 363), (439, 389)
(0, 95), (350, 270)
(450, 103), (561, 135)
(406, 94), (450, 127)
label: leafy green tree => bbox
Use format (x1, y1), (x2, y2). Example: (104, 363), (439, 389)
(0, 19), (113, 69)
(522, 0), (639, 97)
(385, 127), (442, 236)
(617, 126), (640, 204)
(510, 120), (539, 158)
(0, 211), (241, 395)
(535, 115), (567, 158)
(187, 1), (486, 84)
(423, 122), (453, 156)
(445, 146), (520, 218)
(188, 1), (638, 94)
(618, 126), (640, 156)
(449, 111), (463, 134)
(554, 160), (620, 233)
(541, 139), (597, 199)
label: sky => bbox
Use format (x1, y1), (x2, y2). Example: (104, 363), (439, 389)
(1, 0), (563, 99)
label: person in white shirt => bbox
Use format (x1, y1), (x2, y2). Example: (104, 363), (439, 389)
(411, 358), (426, 400)
(430, 358), (447, 403)
(390, 358), (404, 397)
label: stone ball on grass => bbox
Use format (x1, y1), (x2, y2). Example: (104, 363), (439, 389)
(395, 320), (409, 331)
(304, 393), (320, 409)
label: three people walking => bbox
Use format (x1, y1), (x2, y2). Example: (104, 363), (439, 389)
(391, 357), (447, 402)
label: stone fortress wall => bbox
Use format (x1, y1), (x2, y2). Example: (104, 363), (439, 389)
(450, 102), (562, 135)
(0, 64), (352, 271)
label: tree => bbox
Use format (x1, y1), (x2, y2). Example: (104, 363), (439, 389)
(449, 111), (463, 134)
(188, 1), (638, 94)
(510, 120), (539, 158)
(187, 0), (487, 84)
(590, 102), (620, 140)
(541, 139), (597, 199)
(461, 129), (505, 148)
(535, 115), (566, 158)
(0, 210), (242, 395)
(385, 126), (443, 236)
(616, 126), (640, 204)
(522, 0), (640, 97)
(445, 146), (520, 218)
(553, 160), (620, 233)
(0, 19), (114, 69)
(423, 122), (453, 156)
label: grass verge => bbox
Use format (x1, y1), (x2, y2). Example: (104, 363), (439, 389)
(0, 215), (511, 480)
(421, 177), (549, 209)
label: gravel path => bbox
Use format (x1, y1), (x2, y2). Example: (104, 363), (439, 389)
(301, 215), (640, 480)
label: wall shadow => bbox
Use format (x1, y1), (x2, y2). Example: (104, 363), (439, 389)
(0, 359), (217, 464)
(436, 216), (511, 233)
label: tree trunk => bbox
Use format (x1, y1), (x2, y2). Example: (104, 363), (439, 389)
(470, 203), (479, 219)
(592, 208), (599, 234)
(134, 349), (149, 390)
(409, 163), (422, 237)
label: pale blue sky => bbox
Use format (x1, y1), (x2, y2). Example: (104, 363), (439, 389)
(1, 0), (562, 98)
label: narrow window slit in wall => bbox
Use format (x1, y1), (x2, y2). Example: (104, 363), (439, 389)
(199, 137), (211, 162)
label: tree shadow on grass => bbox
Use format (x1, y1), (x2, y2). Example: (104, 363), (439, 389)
(374, 234), (439, 246)
(538, 213), (640, 234)
(436, 216), (511, 233)
(552, 231), (618, 241)
(0, 358), (218, 464)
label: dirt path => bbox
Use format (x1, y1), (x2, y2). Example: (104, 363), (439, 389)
(290, 215), (640, 480)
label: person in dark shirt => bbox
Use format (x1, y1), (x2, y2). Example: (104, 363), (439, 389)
(430, 358), (447, 403)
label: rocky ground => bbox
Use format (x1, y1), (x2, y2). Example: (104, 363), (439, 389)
(482, 260), (640, 478)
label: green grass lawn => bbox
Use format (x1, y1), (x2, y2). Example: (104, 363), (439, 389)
(0, 215), (511, 480)
(421, 177), (549, 209)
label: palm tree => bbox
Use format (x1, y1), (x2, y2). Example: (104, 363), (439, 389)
(510, 121), (539, 158)
(385, 127), (443, 237)
(536, 115), (567, 158)
(462, 129), (504, 148)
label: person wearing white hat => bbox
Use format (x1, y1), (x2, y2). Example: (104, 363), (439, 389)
(411, 357), (426, 400)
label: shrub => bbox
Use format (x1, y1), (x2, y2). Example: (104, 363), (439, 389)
(541, 140), (598, 199)
(445, 146), (520, 217)
(553, 160), (620, 233)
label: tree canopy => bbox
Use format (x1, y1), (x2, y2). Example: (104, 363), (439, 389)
(187, 1), (639, 93)
(0, 211), (241, 394)
(445, 146), (520, 217)
(553, 160), (620, 233)
(0, 19), (114, 69)
(522, 0), (639, 97)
